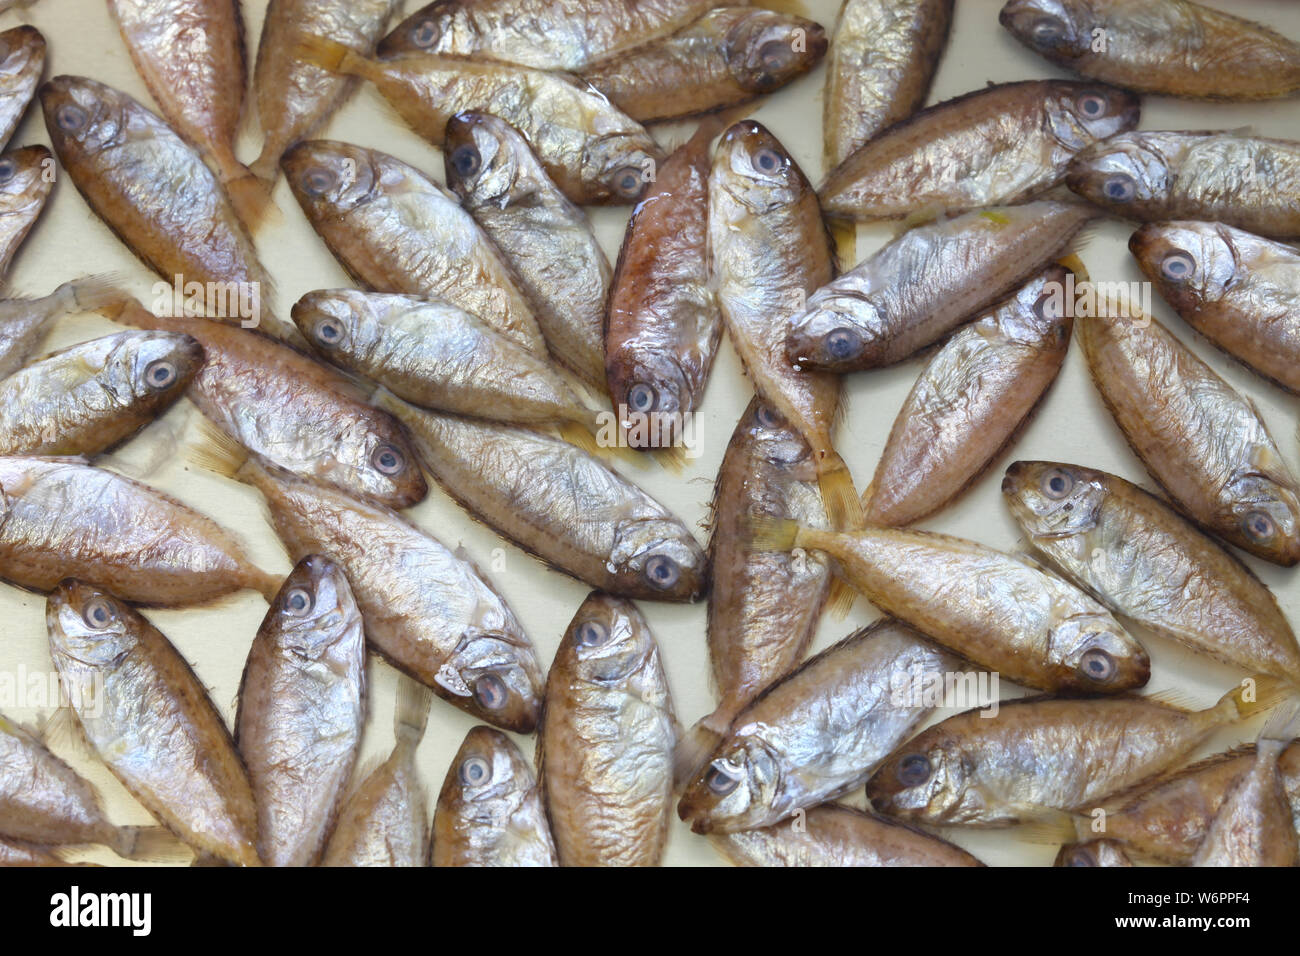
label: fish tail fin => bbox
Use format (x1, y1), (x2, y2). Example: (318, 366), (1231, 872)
(830, 220), (857, 272)
(114, 825), (192, 863)
(743, 514), (803, 553)
(394, 673), (435, 749)
(1015, 809), (1085, 846)
(248, 141), (283, 189)
(224, 165), (280, 233)
(1220, 675), (1295, 722)
(559, 418), (654, 471)
(1056, 252), (1091, 283)
(60, 274), (133, 316)
(651, 443), (690, 473)
(826, 577), (857, 619)
(294, 34), (369, 79)
(1258, 701), (1300, 750)
(817, 451), (863, 531)
(43, 702), (93, 760)
(187, 417), (252, 482)
(672, 711), (732, 790)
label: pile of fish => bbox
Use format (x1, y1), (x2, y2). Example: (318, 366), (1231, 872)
(1, 0), (1300, 868)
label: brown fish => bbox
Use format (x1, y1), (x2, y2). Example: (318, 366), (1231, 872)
(0, 279), (127, 380)
(0, 25), (44, 151)
(1054, 839), (1133, 867)
(0, 145), (52, 282)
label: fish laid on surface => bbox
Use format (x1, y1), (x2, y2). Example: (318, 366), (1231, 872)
(444, 111), (609, 391)
(538, 593), (677, 867)
(0, 25), (44, 151)
(0, 838), (77, 866)
(1054, 839), (1133, 867)
(1067, 131), (1300, 239)
(0, 456), (278, 605)
(378, 394), (708, 603)
(0, 145), (52, 281)
(824, 0), (952, 169)
(785, 204), (1092, 373)
(0, 331), (201, 458)
(432, 726), (557, 867)
(1004, 461), (1300, 685)
(1000, 0), (1300, 101)
(1077, 308), (1300, 565)
(821, 80), (1139, 221)
(47, 581), (261, 866)
(1130, 221), (1300, 393)
(236, 555), (366, 867)
(679, 619), (967, 834)
(864, 680), (1286, 827)
(863, 270), (1072, 527)
(0, 279), (126, 380)
(748, 518), (1150, 694)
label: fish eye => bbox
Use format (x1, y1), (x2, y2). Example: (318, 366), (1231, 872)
(1160, 250), (1196, 282)
(283, 587), (314, 617)
(626, 383), (656, 414)
(1079, 647), (1117, 683)
(757, 39), (793, 72)
(613, 165), (644, 199)
(371, 444), (407, 476)
(1242, 510), (1276, 543)
(301, 165), (337, 196)
(1077, 92), (1108, 118)
(412, 20), (437, 48)
(1032, 292), (1061, 322)
(824, 327), (863, 362)
(0, 158), (15, 183)
(458, 755), (492, 787)
(56, 103), (88, 133)
(1064, 847), (1098, 867)
(705, 763), (741, 796)
(575, 620), (610, 647)
(449, 144), (481, 180)
(1031, 16), (1064, 42)
(1040, 467), (1074, 499)
(643, 554), (680, 591)
(1102, 174), (1136, 203)
(897, 753), (932, 787)
(753, 147), (784, 174)
(81, 597), (115, 630)
(313, 318), (344, 347)
(143, 359), (177, 390)
(473, 674), (508, 711)
(755, 404), (784, 429)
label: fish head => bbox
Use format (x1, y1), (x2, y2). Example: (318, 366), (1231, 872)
(439, 726), (531, 819)
(865, 729), (975, 823)
(46, 580), (138, 673)
(1066, 134), (1171, 212)
(724, 11), (828, 94)
(998, 265), (1075, 347)
(40, 76), (138, 160)
(1055, 839), (1130, 867)
(712, 120), (810, 213)
(443, 111), (527, 206)
(0, 144), (52, 207)
(353, 423), (428, 510)
(1045, 83), (1140, 153)
(744, 401), (814, 467)
(784, 300), (879, 373)
(107, 331), (204, 406)
(1048, 613), (1150, 693)
(439, 620), (544, 733)
(677, 733), (783, 833)
(265, 555), (364, 664)
(291, 290), (375, 358)
(1001, 461), (1105, 539)
(282, 140), (378, 220)
(0, 25), (45, 86)
(1128, 222), (1239, 315)
(609, 516), (708, 601)
(560, 593), (660, 686)
(999, 1), (1096, 62)
(582, 131), (662, 205)
(1222, 472), (1300, 566)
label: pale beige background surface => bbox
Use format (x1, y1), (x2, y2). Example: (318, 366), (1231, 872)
(2, 0), (1299, 867)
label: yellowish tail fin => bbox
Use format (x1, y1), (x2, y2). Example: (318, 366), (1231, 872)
(394, 673), (435, 750)
(187, 416), (251, 481)
(818, 451), (863, 531)
(826, 577), (857, 619)
(113, 826), (193, 863)
(744, 515), (803, 553)
(294, 34), (372, 80)
(1222, 675), (1293, 722)
(60, 274), (132, 315)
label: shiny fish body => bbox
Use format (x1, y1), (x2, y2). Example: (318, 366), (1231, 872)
(714, 804), (984, 867)
(1000, 0), (1300, 101)
(821, 80), (1139, 221)
(539, 593), (677, 867)
(0, 456), (277, 605)
(785, 204), (1093, 373)
(0, 331), (202, 458)
(581, 7), (827, 124)
(297, 41), (663, 205)
(1003, 461), (1300, 684)
(1192, 731), (1299, 867)
(864, 270), (1072, 526)
(234, 457), (543, 732)
(679, 619), (966, 834)
(760, 523), (1149, 694)
(47, 581), (261, 865)
(824, 0), (952, 169)
(1130, 221), (1300, 393)
(0, 26), (44, 151)
(379, 0), (721, 69)
(283, 141), (546, 357)
(864, 683), (1273, 826)
(251, 0), (401, 182)
(0, 145), (52, 281)
(292, 290), (599, 434)
(1077, 309), (1300, 565)
(1067, 132), (1300, 239)
(1054, 839), (1133, 867)
(379, 395), (708, 603)
(235, 555), (366, 867)
(432, 726), (557, 867)
(120, 301), (427, 510)
(444, 112), (609, 390)
(0, 280), (127, 380)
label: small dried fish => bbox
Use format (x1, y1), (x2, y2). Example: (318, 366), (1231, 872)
(785, 204), (1093, 373)
(821, 80), (1139, 221)
(432, 726), (557, 867)
(444, 111), (609, 390)
(378, 394), (709, 603)
(1000, 0), (1300, 101)
(47, 581), (261, 865)
(1129, 221), (1300, 393)
(379, 0), (719, 69)
(0, 25), (44, 151)
(1077, 309), (1300, 565)
(0, 331), (202, 458)
(1067, 132), (1300, 239)
(0, 456), (278, 605)
(321, 677), (432, 867)
(748, 519), (1150, 694)
(581, 7), (827, 124)
(678, 619), (966, 834)
(294, 38), (664, 205)
(251, 0), (401, 183)
(824, 0), (953, 168)
(1054, 839), (1133, 867)
(282, 141), (547, 357)
(1004, 461), (1300, 684)
(0, 279), (130, 380)
(714, 805), (984, 867)
(0, 838), (73, 866)
(865, 680), (1286, 826)
(0, 145), (52, 281)
(709, 121), (859, 530)
(235, 555), (366, 867)
(538, 593), (677, 867)
(863, 269), (1072, 526)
